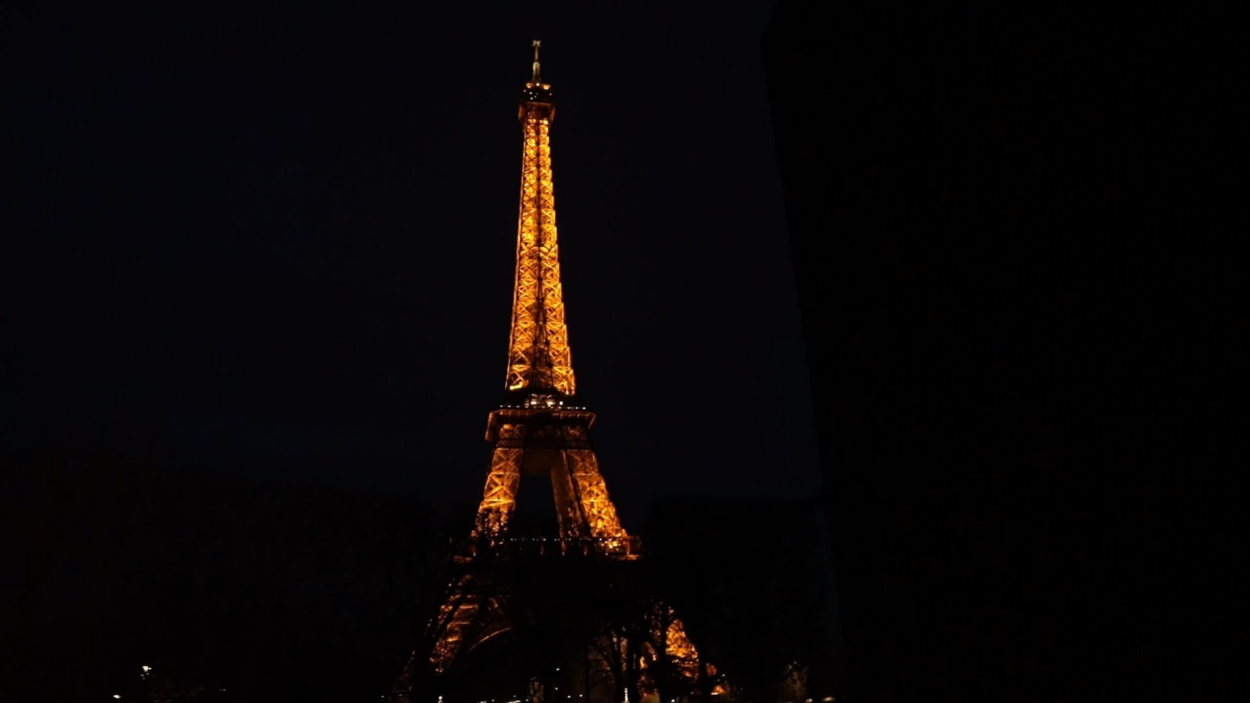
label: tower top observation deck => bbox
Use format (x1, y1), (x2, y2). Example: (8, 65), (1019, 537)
(519, 39), (554, 120)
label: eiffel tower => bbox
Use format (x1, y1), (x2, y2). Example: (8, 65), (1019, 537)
(388, 42), (712, 703)
(472, 38), (630, 553)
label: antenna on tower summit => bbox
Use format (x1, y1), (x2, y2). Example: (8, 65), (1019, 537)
(531, 39), (542, 82)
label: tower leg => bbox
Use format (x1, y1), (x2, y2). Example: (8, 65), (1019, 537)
(551, 449), (586, 540)
(563, 427), (626, 545)
(474, 426), (525, 539)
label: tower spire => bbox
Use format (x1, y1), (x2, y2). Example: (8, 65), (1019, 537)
(531, 39), (542, 82)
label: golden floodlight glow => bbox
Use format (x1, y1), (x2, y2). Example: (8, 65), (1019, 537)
(655, 603), (707, 680)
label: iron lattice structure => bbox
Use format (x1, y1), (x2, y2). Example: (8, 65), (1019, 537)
(470, 39), (625, 554)
(503, 67), (575, 397)
(389, 42), (711, 701)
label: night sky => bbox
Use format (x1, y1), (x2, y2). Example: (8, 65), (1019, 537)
(2, 1), (817, 525)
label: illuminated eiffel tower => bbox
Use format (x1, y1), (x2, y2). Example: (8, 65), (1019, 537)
(388, 42), (711, 703)
(472, 38), (629, 551)
(432, 36), (636, 673)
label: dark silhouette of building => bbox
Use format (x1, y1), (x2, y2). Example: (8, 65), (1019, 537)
(763, 4), (1246, 700)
